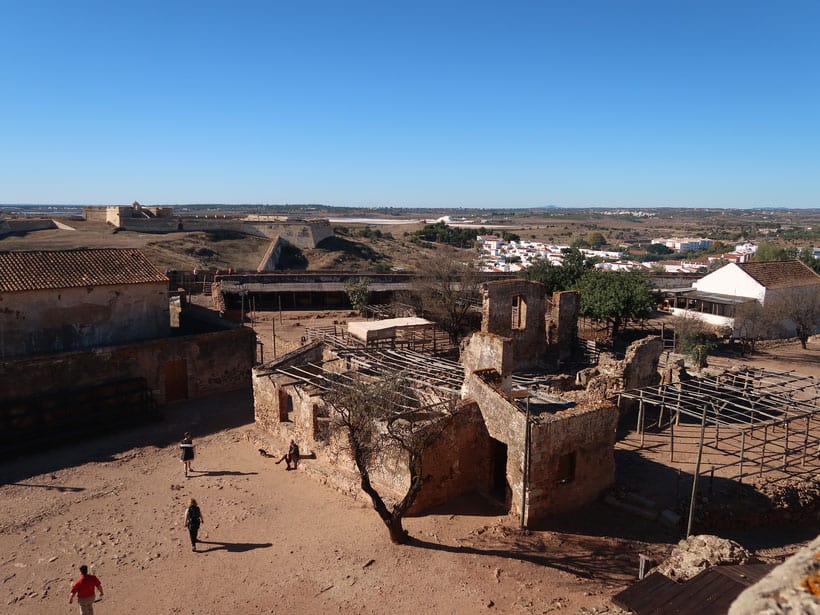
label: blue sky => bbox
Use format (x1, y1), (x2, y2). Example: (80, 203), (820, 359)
(1, 1), (818, 208)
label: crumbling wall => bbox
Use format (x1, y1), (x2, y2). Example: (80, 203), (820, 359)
(252, 341), (324, 435)
(584, 336), (663, 402)
(481, 280), (546, 368)
(409, 402), (495, 513)
(549, 290), (580, 361)
(527, 401), (618, 519)
(460, 332), (513, 395)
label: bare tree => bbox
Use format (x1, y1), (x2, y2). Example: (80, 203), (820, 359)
(762, 287), (820, 349)
(733, 301), (766, 352)
(324, 372), (457, 544)
(412, 250), (482, 344)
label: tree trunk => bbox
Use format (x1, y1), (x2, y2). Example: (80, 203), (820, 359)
(386, 516), (409, 544)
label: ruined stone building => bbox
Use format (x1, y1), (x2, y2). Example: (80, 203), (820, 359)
(0, 248), (255, 457)
(253, 279), (624, 524)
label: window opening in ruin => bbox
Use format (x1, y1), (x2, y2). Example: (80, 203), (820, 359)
(556, 451), (576, 484)
(490, 438), (510, 506)
(511, 295), (527, 330)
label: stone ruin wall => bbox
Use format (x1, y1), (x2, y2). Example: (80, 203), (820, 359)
(480, 279), (546, 369)
(527, 402), (618, 519)
(549, 290), (580, 362)
(253, 349), (494, 514)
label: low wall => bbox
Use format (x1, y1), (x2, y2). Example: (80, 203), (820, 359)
(1, 327), (256, 406)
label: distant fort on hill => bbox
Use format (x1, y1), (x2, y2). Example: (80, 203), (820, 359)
(82, 202), (334, 249)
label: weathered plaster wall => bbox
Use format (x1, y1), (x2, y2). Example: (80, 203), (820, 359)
(460, 332), (513, 395)
(0, 327), (255, 405)
(481, 280), (546, 368)
(527, 402), (618, 519)
(0, 282), (170, 359)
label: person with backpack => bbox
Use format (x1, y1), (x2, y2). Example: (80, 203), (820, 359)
(184, 498), (204, 551)
(180, 432), (195, 477)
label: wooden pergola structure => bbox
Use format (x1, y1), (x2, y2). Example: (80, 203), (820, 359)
(617, 367), (820, 484)
(617, 367), (820, 535)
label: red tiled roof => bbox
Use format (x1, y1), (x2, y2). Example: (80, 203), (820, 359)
(738, 260), (820, 289)
(0, 249), (168, 292)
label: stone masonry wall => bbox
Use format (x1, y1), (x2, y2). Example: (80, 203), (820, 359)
(481, 280), (546, 368)
(550, 290), (580, 361)
(0, 327), (255, 406)
(463, 373), (527, 518)
(460, 332), (513, 395)
(527, 402), (618, 519)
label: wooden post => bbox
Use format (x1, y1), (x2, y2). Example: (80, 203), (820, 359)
(687, 402), (709, 538)
(669, 417), (675, 462)
(803, 416), (810, 467)
(783, 419), (790, 469)
(739, 430), (746, 483)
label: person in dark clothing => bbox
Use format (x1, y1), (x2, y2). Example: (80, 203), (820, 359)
(180, 432), (195, 477)
(184, 498), (204, 551)
(275, 440), (300, 470)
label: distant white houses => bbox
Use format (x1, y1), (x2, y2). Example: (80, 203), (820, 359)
(666, 261), (820, 337)
(651, 237), (713, 252)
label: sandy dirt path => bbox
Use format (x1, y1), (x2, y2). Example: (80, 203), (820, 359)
(4, 336), (817, 614)
(1, 390), (640, 615)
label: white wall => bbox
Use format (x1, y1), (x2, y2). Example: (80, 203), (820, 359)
(694, 263), (765, 301)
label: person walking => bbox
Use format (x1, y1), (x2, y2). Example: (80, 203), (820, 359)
(180, 432), (195, 477)
(184, 498), (204, 551)
(69, 565), (103, 614)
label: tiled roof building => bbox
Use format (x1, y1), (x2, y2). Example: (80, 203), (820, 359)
(0, 248), (170, 358)
(0, 248), (167, 292)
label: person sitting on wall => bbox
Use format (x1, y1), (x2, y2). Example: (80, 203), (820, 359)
(275, 440), (300, 470)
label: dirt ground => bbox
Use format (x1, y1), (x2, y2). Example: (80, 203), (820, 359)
(2, 322), (818, 614)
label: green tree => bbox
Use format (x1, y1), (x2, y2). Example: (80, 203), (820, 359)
(345, 277), (370, 314)
(646, 243), (673, 255)
(672, 315), (716, 368)
(584, 231), (606, 248)
(798, 247), (820, 273)
(577, 270), (656, 336)
(754, 243), (799, 262)
(520, 248), (590, 294)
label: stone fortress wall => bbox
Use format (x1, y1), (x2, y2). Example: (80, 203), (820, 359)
(82, 205), (333, 249)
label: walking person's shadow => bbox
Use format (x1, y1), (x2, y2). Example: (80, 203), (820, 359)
(196, 540), (272, 553)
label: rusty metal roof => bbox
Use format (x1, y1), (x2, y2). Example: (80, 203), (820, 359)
(612, 564), (775, 615)
(0, 249), (168, 292)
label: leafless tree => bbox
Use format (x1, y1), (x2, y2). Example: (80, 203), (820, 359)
(412, 250), (482, 344)
(762, 288), (820, 349)
(324, 372), (457, 544)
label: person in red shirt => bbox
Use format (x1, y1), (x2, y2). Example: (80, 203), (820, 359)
(69, 565), (104, 614)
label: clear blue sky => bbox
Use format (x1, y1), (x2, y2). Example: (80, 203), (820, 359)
(1, 1), (818, 208)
